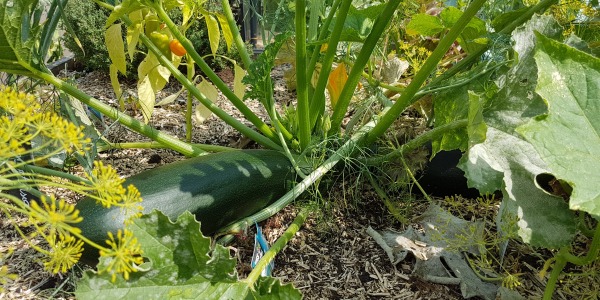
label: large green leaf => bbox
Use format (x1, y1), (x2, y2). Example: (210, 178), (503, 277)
(0, 0), (44, 76)
(448, 15), (578, 248)
(76, 211), (301, 299)
(517, 34), (600, 218)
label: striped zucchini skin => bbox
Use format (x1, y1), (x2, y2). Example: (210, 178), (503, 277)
(76, 149), (294, 256)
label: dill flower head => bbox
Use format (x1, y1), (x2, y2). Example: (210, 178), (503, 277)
(98, 229), (144, 282)
(29, 195), (83, 238)
(43, 234), (84, 274)
(0, 86), (89, 161)
(28, 112), (90, 154)
(86, 161), (127, 207)
(119, 184), (144, 225)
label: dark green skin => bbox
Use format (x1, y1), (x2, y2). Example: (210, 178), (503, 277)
(76, 150), (294, 259)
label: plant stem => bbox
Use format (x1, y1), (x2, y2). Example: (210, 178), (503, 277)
(362, 119), (468, 165)
(96, 142), (236, 153)
(328, 0), (402, 133)
(364, 0), (486, 145)
(34, 72), (206, 157)
(17, 164), (90, 185)
(152, 6), (279, 145)
(185, 56), (195, 143)
(245, 208), (309, 286)
(543, 249), (568, 300)
(366, 173), (409, 224)
(295, 0), (311, 150)
(309, 0), (351, 128)
(220, 0), (253, 69)
(543, 223), (600, 299)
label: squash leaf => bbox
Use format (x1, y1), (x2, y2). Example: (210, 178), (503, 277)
(517, 33), (600, 218)
(75, 211), (301, 299)
(432, 15), (578, 248)
(0, 0), (45, 76)
(406, 14), (444, 37)
(457, 16), (577, 248)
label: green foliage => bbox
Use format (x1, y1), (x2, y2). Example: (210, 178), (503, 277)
(61, 1), (239, 76)
(76, 210), (301, 299)
(518, 33), (600, 217)
(61, 0), (115, 73)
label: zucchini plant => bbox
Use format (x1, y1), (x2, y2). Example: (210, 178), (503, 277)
(1, 0), (598, 298)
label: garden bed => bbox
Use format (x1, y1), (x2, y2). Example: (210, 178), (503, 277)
(1, 67), (581, 300)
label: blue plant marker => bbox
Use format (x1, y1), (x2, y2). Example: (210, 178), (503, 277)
(251, 223), (274, 276)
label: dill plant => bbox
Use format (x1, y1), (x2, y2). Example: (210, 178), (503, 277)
(0, 87), (144, 284)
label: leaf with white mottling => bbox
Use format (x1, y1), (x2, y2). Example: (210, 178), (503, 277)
(75, 211), (301, 299)
(518, 33), (600, 218)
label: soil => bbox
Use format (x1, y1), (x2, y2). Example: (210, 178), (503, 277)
(0, 67), (582, 299)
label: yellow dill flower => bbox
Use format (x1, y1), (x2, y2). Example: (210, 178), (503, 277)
(119, 185), (144, 225)
(28, 111), (89, 153)
(29, 195), (83, 238)
(0, 248), (18, 292)
(98, 229), (144, 282)
(0, 86), (41, 119)
(86, 161), (127, 207)
(0, 116), (29, 159)
(43, 234), (84, 274)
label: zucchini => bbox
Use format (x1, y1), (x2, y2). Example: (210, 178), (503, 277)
(76, 149), (294, 256)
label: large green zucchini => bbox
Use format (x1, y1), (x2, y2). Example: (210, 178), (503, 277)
(76, 149), (295, 251)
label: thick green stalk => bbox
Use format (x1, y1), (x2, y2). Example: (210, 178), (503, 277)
(97, 142), (235, 153)
(152, 6), (279, 144)
(185, 56), (194, 143)
(245, 208), (309, 286)
(219, 0), (253, 69)
(309, 0), (351, 128)
(18, 164), (90, 185)
(364, 0), (486, 145)
(295, 0), (311, 150)
(328, 0), (402, 133)
(362, 119), (469, 165)
(35, 72), (206, 157)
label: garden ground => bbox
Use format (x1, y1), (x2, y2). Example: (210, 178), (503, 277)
(0, 68), (582, 299)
